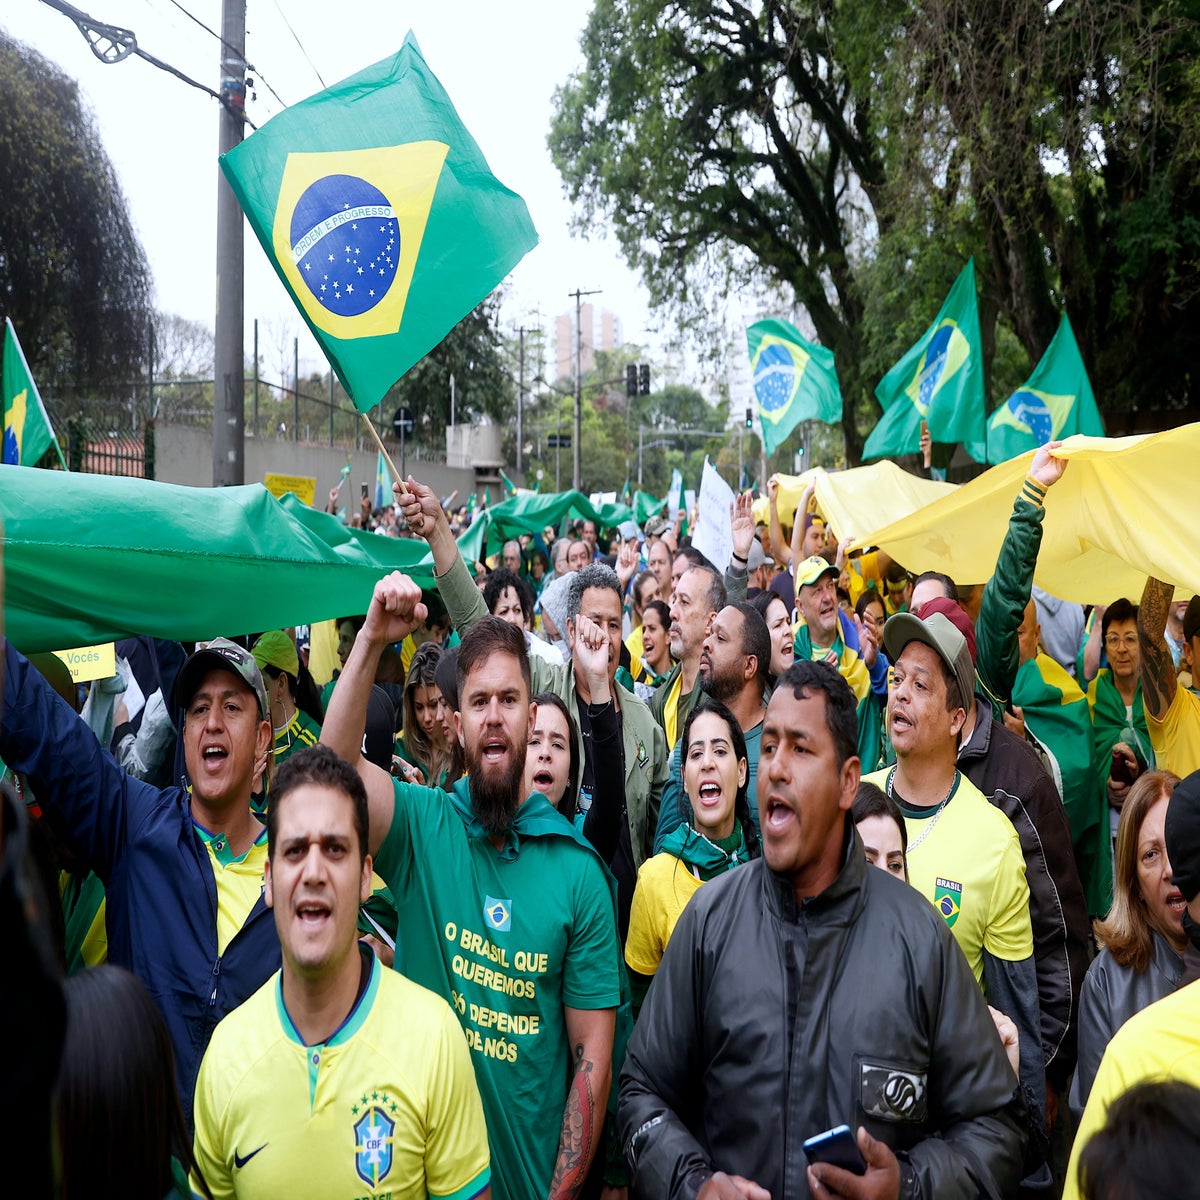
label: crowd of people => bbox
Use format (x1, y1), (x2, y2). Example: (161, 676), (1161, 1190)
(4, 440), (1200, 1200)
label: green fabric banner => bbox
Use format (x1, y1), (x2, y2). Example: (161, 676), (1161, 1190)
(863, 259), (986, 463)
(0, 467), (489, 652)
(220, 33), (537, 412)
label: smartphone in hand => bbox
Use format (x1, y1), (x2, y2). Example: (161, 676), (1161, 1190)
(1111, 748), (1137, 786)
(803, 1125), (867, 1175)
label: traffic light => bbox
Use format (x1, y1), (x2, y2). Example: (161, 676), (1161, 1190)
(744, 406), (753, 429)
(638, 364), (650, 395)
(626, 364), (638, 397)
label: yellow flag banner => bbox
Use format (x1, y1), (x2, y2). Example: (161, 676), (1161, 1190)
(850, 425), (1200, 604)
(754, 462), (956, 542)
(263, 473), (317, 507)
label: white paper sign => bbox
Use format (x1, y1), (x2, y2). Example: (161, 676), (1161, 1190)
(691, 459), (734, 572)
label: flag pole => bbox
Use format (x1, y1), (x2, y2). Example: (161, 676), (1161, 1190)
(358, 412), (408, 495)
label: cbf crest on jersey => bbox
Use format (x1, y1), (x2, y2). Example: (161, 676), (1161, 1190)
(220, 32), (537, 414)
(353, 1094), (397, 1189)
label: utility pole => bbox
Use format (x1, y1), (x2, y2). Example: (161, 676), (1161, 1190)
(569, 287), (601, 491)
(212, 0), (247, 486)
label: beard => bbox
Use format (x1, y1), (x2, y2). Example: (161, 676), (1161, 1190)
(699, 658), (740, 704)
(466, 735), (528, 835)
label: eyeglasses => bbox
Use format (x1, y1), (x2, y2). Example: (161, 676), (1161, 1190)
(1105, 634), (1138, 650)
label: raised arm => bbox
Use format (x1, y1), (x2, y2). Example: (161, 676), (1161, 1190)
(1138, 575), (1176, 720)
(548, 1006), (615, 1200)
(320, 572), (427, 857)
(975, 443), (1065, 706)
(396, 475), (488, 637)
(723, 491), (755, 604)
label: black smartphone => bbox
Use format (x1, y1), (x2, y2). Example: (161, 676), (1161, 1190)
(802, 1125), (867, 1175)
(361, 482), (369, 500)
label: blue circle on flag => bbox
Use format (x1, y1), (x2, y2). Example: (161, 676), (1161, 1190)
(917, 324), (955, 409)
(754, 343), (796, 414)
(290, 175), (398, 318)
(1007, 391), (1053, 443)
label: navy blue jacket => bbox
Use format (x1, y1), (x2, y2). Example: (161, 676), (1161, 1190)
(1, 641), (280, 1123)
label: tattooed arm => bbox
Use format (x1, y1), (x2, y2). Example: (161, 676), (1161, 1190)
(547, 1007), (615, 1200)
(1138, 575), (1176, 720)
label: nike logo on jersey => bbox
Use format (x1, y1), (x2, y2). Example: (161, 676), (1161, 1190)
(234, 1144), (268, 1169)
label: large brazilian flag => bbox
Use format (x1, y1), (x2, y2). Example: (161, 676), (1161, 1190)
(220, 33), (538, 412)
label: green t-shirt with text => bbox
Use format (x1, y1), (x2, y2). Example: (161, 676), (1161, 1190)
(373, 775), (619, 1200)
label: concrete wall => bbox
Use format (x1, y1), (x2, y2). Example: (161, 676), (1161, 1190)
(154, 422), (480, 502)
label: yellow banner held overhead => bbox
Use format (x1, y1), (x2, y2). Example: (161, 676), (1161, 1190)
(850, 425), (1200, 605)
(52, 642), (116, 683)
(263, 473), (317, 508)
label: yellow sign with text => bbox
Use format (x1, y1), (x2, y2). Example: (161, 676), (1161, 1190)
(52, 643), (116, 684)
(263, 473), (317, 507)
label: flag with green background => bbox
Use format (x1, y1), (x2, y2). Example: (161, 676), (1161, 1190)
(3, 319), (65, 469)
(863, 259), (986, 463)
(986, 314), (1104, 464)
(746, 318), (842, 455)
(220, 33), (538, 413)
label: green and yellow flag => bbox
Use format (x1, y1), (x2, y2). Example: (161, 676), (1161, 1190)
(863, 260), (986, 463)
(3, 319), (65, 468)
(987, 314), (1104, 464)
(220, 34), (538, 412)
(746, 318), (842, 455)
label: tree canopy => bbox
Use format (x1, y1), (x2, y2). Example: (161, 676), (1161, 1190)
(550, 0), (1200, 463)
(0, 30), (153, 401)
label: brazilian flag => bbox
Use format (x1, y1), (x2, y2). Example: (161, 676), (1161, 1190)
(220, 34), (537, 413)
(1015, 653), (1111, 916)
(746, 318), (842, 455)
(986, 314), (1104, 464)
(3, 319), (65, 469)
(863, 259), (986, 463)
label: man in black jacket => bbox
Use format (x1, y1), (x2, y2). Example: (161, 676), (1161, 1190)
(619, 660), (1027, 1200)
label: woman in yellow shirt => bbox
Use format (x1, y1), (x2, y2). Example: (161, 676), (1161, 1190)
(625, 699), (759, 1011)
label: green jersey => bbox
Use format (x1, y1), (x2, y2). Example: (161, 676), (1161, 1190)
(374, 776), (620, 1200)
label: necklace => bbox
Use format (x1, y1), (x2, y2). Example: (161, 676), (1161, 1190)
(886, 766), (958, 854)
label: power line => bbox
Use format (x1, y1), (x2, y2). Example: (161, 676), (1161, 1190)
(38, 0), (258, 129)
(268, 0), (325, 90)
(157, 0), (288, 109)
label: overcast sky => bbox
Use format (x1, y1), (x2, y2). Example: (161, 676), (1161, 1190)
(8, 0), (665, 377)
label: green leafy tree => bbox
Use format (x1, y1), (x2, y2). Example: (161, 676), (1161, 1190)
(384, 294), (515, 446)
(0, 31), (153, 408)
(551, 1), (1200, 463)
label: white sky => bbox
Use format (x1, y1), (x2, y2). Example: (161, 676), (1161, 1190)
(7, 0), (667, 378)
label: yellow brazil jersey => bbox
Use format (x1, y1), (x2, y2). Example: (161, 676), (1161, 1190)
(196, 824), (269, 956)
(864, 768), (1033, 987)
(1147, 682), (1200, 779)
(1063, 977), (1200, 1200)
(192, 953), (490, 1200)
(625, 851), (704, 978)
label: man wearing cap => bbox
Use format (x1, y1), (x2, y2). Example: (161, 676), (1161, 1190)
(794, 552), (883, 769)
(1139, 578), (1200, 778)
(1062, 768), (1200, 1200)
(0, 636), (280, 1123)
(899, 592), (1090, 1143)
(253, 629), (321, 770)
(863, 605), (1046, 1145)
